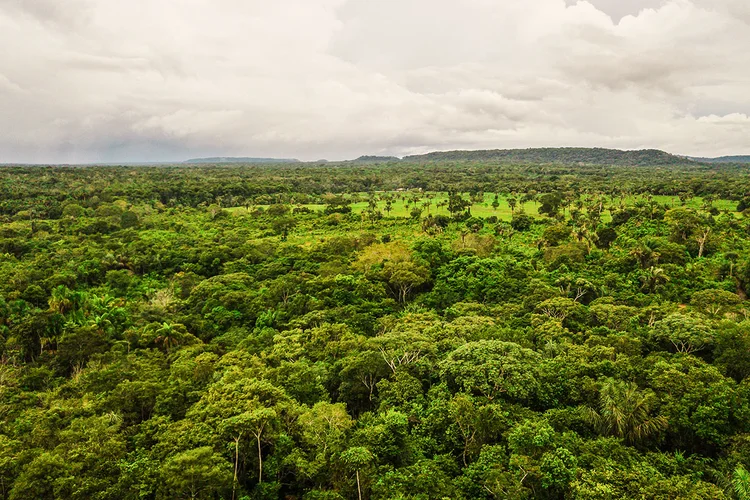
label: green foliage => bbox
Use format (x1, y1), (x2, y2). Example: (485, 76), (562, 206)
(652, 312), (714, 354)
(735, 465), (750, 500)
(62, 203), (85, 218)
(0, 161), (748, 498)
(540, 447), (578, 490)
(585, 379), (668, 445)
(159, 447), (232, 499)
(538, 192), (564, 218)
(510, 213), (533, 231)
(595, 227), (617, 249)
(541, 223), (572, 247)
(440, 340), (540, 402)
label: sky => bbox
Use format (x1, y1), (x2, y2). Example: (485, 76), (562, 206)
(1, 0), (749, 163)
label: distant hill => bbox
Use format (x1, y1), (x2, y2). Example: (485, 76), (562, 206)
(402, 147), (687, 166)
(180, 149), (750, 166)
(688, 155), (750, 164)
(353, 155), (401, 162)
(184, 157), (300, 164)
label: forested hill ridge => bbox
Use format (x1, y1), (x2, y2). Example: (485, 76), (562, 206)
(353, 155), (401, 163)
(401, 147), (688, 166)
(689, 155), (750, 164)
(180, 150), (748, 167)
(184, 157), (301, 164)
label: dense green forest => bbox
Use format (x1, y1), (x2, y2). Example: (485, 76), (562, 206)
(1, 160), (750, 499)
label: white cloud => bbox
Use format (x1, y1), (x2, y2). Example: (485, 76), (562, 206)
(0, 0), (748, 162)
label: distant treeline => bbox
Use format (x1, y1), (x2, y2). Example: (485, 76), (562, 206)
(1, 159), (749, 217)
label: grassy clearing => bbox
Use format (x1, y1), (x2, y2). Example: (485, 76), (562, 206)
(227, 192), (737, 223)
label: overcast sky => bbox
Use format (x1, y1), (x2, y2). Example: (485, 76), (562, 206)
(1, 0), (749, 163)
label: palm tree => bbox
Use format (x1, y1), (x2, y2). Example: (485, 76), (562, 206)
(146, 322), (188, 353)
(640, 267), (670, 293)
(48, 286), (82, 315)
(87, 294), (120, 314)
(88, 314), (115, 336)
(585, 379), (667, 445)
(734, 465), (750, 500)
(574, 226), (589, 243)
(629, 246), (648, 269)
(725, 252), (739, 278)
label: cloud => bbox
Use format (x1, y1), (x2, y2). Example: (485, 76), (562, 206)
(574, 0), (667, 23)
(0, 0), (748, 162)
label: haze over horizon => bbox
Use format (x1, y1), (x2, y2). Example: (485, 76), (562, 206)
(2, 0), (750, 163)
(3, 147), (750, 166)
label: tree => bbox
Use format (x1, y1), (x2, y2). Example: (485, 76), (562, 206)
(595, 227), (617, 249)
(8, 452), (69, 500)
(356, 242), (429, 303)
(55, 324), (110, 374)
(340, 447), (373, 500)
(538, 192), (563, 218)
(447, 393), (506, 466)
(10, 414), (127, 499)
(145, 322), (193, 353)
(690, 289), (741, 318)
(696, 227), (711, 258)
(440, 340), (541, 402)
(540, 447), (578, 492)
(630, 240), (661, 269)
(323, 195), (352, 214)
(338, 350), (391, 410)
(652, 312), (714, 354)
(160, 447), (232, 499)
(120, 210), (140, 228)
(271, 216), (297, 239)
(459, 445), (528, 499)
(536, 297), (584, 321)
(206, 204), (226, 220)
(187, 376), (290, 487)
(62, 203), (85, 218)
(422, 214), (450, 233)
(266, 204), (290, 217)
(371, 327), (433, 375)
(297, 402), (353, 465)
(507, 196), (517, 214)
(5, 158), (750, 498)
(48, 285), (82, 315)
(664, 207), (713, 257)
(734, 465), (750, 500)
(510, 213), (533, 232)
(714, 322), (750, 381)
(541, 224), (572, 247)
(640, 266), (670, 293)
(465, 217), (485, 234)
(585, 379), (667, 445)
(521, 192), (536, 207)
(448, 192), (471, 218)
(225, 407), (277, 485)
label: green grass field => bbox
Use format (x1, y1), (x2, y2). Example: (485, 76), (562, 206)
(227, 192), (737, 223)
